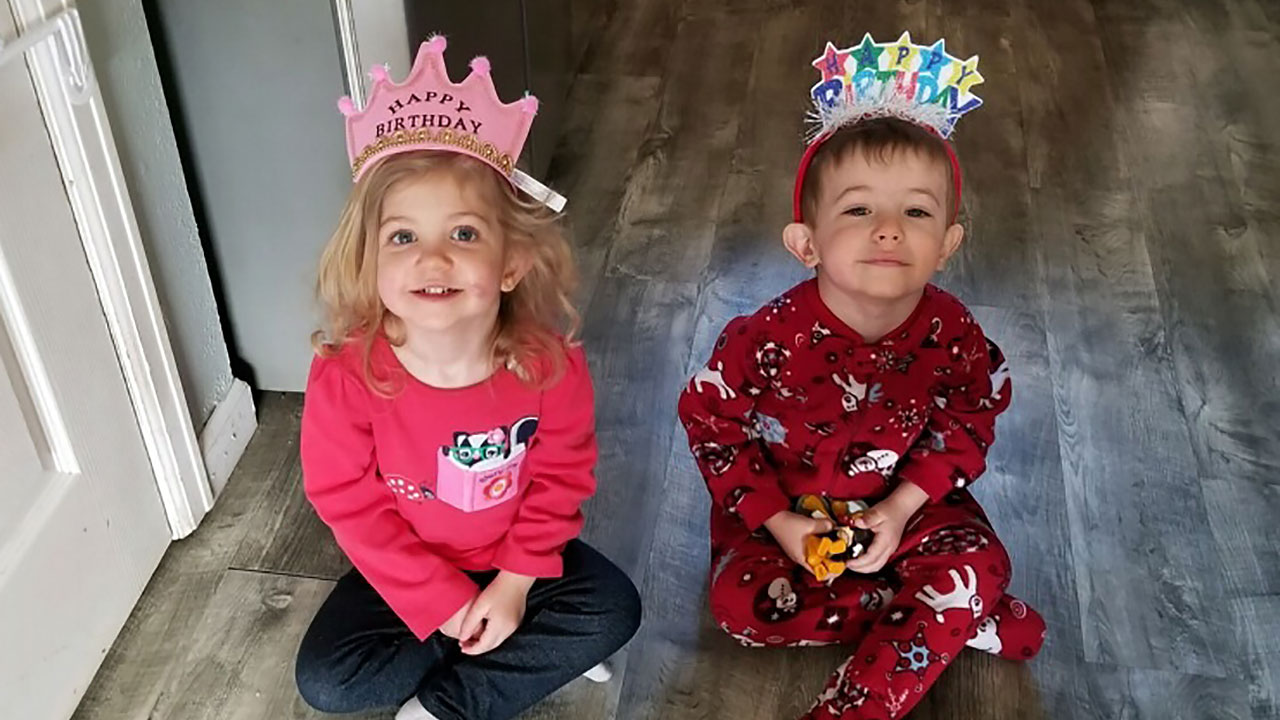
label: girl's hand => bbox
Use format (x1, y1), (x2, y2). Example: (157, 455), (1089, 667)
(763, 510), (835, 575)
(847, 482), (928, 574)
(438, 597), (477, 640)
(458, 571), (535, 655)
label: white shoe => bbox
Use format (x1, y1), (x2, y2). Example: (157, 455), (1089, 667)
(582, 661), (613, 683)
(396, 697), (441, 720)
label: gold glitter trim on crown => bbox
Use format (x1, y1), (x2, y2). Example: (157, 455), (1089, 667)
(350, 128), (515, 179)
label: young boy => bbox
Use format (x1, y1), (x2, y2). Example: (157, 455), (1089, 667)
(678, 36), (1045, 720)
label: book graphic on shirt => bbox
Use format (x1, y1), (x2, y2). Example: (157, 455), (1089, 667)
(434, 416), (539, 512)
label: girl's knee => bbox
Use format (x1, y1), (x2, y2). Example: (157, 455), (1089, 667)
(582, 552), (643, 652)
(295, 652), (357, 714)
(608, 569), (643, 647)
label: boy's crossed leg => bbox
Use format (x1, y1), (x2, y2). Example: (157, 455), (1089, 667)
(708, 495), (1044, 719)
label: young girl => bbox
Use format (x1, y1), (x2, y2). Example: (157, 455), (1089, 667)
(294, 39), (641, 720)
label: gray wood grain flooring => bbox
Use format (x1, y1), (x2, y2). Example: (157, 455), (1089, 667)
(75, 1), (1280, 718)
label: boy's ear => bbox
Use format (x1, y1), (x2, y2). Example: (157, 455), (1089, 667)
(501, 248), (532, 293)
(936, 222), (965, 270)
(783, 223), (821, 268)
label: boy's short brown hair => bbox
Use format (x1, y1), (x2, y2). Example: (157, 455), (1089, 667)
(798, 116), (958, 223)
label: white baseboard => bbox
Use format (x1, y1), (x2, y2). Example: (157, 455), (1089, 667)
(198, 378), (257, 498)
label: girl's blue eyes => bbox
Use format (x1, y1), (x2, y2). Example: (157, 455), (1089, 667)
(386, 225), (480, 245)
(906, 208), (932, 218)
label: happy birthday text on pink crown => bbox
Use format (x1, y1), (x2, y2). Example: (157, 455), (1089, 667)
(339, 35), (538, 182)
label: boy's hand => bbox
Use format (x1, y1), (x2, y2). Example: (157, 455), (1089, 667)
(848, 482), (928, 574)
(438, 597), (477, 640)
(458, 571), (535, 655)
(763, 510), (834, 575)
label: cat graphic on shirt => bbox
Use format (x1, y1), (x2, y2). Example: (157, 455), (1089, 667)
(433, 417), (539, 512)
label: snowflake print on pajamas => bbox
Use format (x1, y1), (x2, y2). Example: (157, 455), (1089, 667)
(891, 625), (940, 681)
(891, 400), (927, 437)
(765, 294), (793, 319)
(872, 348), (916, 374)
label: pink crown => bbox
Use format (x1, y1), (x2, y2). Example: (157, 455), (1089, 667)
(339, 36), (539, 183)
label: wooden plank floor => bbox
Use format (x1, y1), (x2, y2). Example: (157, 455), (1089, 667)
(75, 1), (1280, 718)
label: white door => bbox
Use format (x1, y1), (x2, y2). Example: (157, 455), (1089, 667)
(0, 9), (172, 720)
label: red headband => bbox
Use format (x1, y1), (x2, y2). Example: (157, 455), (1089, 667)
(791, 125), (964, 225)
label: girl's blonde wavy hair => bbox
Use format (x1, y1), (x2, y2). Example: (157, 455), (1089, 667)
(312, 150), (579, 394)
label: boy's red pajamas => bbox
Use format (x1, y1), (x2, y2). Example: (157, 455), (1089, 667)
(678, 279), (1045, 719)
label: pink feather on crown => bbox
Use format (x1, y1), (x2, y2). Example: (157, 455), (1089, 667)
(338, 36), (539, 182)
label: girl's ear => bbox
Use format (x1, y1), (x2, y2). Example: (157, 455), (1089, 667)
(501, 248), (532, 293)
(783, 223), (821, 268)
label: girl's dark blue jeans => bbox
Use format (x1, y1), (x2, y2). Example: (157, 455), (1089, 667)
(295, 540), (641, 720)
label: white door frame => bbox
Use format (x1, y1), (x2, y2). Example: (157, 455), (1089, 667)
(332, 0), (412, 104)
(4, 1), (212, 538)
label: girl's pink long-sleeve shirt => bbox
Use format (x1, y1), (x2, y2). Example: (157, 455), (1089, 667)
(301, 336), (597, 639)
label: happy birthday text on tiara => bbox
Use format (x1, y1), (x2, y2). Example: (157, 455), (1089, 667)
(810, 33), (983, 136)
